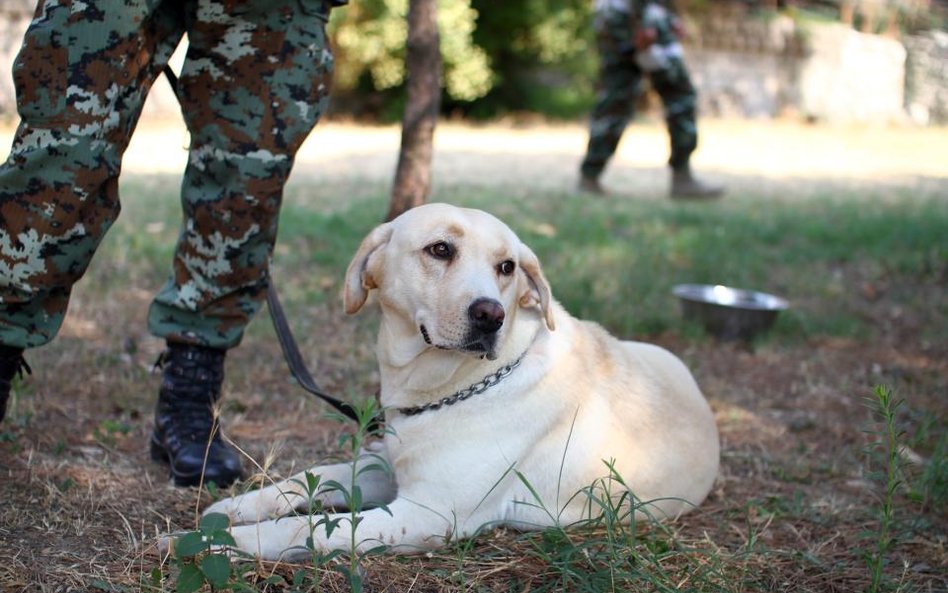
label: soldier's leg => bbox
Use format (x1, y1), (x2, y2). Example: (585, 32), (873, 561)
(648, 57), (722, 198)
(148, 0), (335, 349)
(579, 14), (644, 191)
(0, 0), (185, 419)
(648, 56), (698, 171)
(146, 0), (336, 487)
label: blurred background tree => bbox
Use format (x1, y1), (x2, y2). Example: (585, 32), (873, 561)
(328, 0), (492, 120)
(464, 0), (596, 119)
(327, 0), (597, 120)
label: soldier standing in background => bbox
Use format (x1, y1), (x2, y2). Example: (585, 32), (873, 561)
(0, 0), (345, 488)
(579, 0), (724, 198)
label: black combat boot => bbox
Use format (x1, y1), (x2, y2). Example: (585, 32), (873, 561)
(0, 345), (30, 423)
(670, 165), (725, 200)
(578, 175), (609, 196)
(150, 342), (243, 487)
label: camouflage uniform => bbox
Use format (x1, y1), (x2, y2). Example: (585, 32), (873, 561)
(580, 0), (698, 181)
(0, 0), (339, 351)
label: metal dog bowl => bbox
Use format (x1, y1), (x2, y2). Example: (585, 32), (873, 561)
(672, 284), (789, 341)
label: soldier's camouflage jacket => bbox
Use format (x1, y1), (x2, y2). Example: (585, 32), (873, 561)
(0, 0), (342, 350)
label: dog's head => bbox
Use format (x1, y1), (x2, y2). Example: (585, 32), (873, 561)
(344, 203), (554, 360)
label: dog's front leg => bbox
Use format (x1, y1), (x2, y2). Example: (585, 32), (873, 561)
(228, 497), (455, 560)
(204, 444), (395, 525)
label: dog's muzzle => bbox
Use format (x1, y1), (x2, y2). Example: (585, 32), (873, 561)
(419, 298), (505, 360)
(465, 298), (504, 359)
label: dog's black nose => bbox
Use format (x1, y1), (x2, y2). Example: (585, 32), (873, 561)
(468, 298), (505, 335)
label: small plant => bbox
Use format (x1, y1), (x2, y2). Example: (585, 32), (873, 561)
(318, 397), (392, 592)
(862, 384), (905, 593)
(167, 512), (237, 593)
(285, 469), (344, 593)
(259, 397), (392, 592)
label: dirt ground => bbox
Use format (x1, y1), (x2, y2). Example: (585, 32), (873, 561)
(0, 118), (946, 592)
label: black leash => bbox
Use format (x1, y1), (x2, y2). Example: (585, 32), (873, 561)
(161, 65), (375, 430)
(266, 281), (379, 432)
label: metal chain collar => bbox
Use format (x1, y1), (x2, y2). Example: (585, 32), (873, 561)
(397, 353), (526, 417)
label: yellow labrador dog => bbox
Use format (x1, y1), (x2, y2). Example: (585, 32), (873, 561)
(202, 203), (719, 559)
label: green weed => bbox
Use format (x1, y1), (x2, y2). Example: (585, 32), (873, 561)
(498, 459), (731, 593)
(285, 469), (342, 592)
(315, 398), (391, 592)
(862, 384), (906, 593)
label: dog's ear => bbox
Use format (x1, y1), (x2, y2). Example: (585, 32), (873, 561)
(517, 243), (555, 330)
(344, 222), (393, 315)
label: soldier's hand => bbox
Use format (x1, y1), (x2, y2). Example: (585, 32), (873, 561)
(671, 17), (687, 41)
(634, 27), (658, 50)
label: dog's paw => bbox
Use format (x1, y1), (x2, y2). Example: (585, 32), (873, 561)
(203, 490), (292, 526)
(203, 493), (265, 525)
(202, 497), (237, 520)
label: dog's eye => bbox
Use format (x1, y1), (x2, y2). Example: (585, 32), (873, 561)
(498, 260), (516, 276)
(425, 241), (455, 260)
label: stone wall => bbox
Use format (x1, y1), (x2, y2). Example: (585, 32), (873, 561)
(796, 23), (907, 123)
(904, 30), (948, 124)
(685, 12), (806, 118)
(684, 8), (916, 123)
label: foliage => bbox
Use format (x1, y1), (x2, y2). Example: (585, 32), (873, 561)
(329, 0), (492, 105)
(466, 0), (597, 118)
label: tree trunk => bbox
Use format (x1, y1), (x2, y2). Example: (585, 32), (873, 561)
(386, 0), (442, 222)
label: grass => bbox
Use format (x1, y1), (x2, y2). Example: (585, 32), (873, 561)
(114, 173), (948, 345)
(2, 157), (946, 592)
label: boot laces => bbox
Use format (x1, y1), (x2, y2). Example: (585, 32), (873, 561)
(155, 345), (226, 442)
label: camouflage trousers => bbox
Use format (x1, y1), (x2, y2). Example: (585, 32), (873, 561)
(580, 11), (698, 180)
(0, 0), (336, 350)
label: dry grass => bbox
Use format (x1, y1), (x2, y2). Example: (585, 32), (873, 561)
(1, 119), (946, 592)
